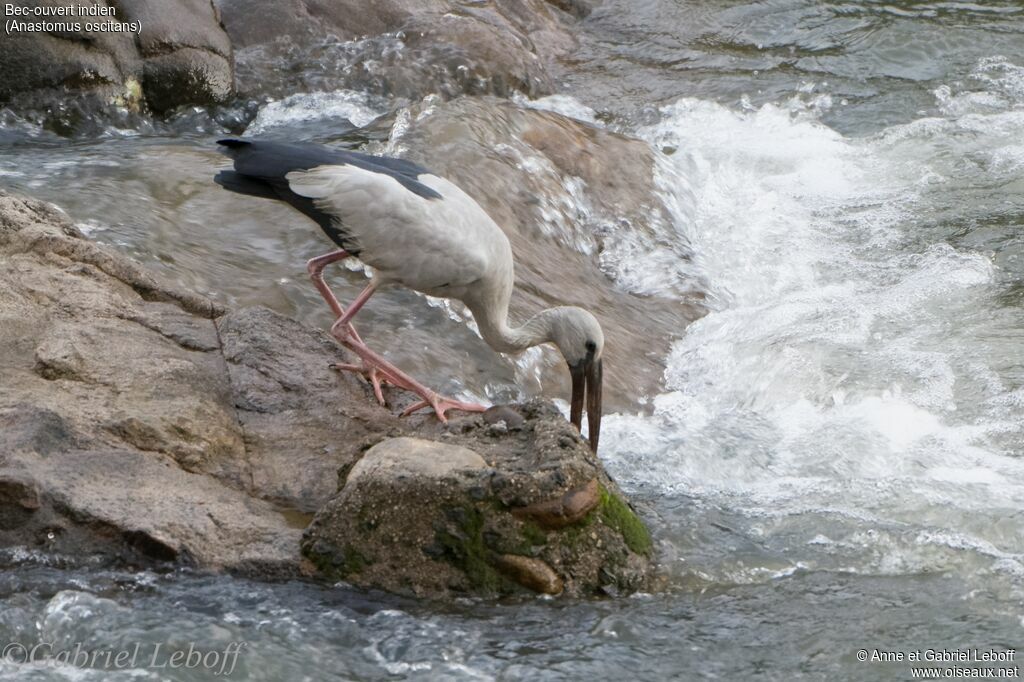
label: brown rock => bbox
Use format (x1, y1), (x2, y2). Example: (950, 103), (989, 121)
(494, 554), (563, 594)
(512, 477), (600, 529)
(301, 402), (655, 599)
(0, 189), (368, 573)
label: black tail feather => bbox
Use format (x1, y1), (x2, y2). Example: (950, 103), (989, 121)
(213, 170), (277, 200)
(212, 137), (441, 254)
(217, 138), (251, 150)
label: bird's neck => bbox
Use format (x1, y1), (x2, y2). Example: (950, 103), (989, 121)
(468, 301), (558, 354)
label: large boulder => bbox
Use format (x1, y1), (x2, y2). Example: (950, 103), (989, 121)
(302, 402), (654, 598)
(0, 190), (369, 572)
(215, 0), (579, 100)
(0, 440), (300, 576)
(0, 0), (233, 117)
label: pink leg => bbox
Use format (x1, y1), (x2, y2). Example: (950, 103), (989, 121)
(329, 283), (487, 423)
(307, 250), (363, 344)
(307, 250), (392, 402)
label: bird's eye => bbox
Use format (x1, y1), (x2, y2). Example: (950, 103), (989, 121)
(585, 340), (596, 353)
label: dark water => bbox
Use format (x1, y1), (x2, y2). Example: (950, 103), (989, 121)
(0, 560), (1018, 681)
(2, 1), (1024, 680)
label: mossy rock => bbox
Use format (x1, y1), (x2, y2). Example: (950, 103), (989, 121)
(597, 483), (652, 556)
(301, 402), (657, 598)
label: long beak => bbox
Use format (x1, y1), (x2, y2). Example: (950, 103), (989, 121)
(586, 358), (603, 453)
(569, 358), (603, 453)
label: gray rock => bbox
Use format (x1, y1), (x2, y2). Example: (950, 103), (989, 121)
(140, 48), (233, 114)
(543, 0), (598, 19)
(0, 21), (140, 104)
(217, 0), (578, 100)
(0, 449), (299, 576)
(302, 402), (655, 598)
(216, 305), (414, 511)
(0, 0), (233, 116)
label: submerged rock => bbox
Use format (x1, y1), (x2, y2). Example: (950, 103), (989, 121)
(302, 402), (654, 598)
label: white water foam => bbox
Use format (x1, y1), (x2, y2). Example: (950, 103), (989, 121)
(512, 92), (600, 125)
(246, 91), (382, 135)
(599, 65), (1024, 582)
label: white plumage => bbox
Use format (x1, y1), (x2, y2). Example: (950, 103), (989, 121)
(286, 166), (499, 299)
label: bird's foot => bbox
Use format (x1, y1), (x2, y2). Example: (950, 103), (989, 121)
(331, 335), (487, 422)
(401, 393), (488, 423)
(330, 361), (391, 406)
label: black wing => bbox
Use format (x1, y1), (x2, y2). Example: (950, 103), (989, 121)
(214, 139), (443, 253)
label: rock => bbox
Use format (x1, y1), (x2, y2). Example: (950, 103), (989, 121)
(494, 554), (563, 594)
(0, 190), (311, 574)
(0, 0), (233, 117)
(0, 449), (300, 576)
(301, 402), (654, 598)
(0, 189), (402, 517)
(122, 0), (234, 114)
(0, 187), (657, 596)
(344, 438), (489, 485)
(215, 306), (413, 511)
(217, 0), (579, 100)
(512, 477), (600, 529)
(543, 0), (596, 19)
(398, 97), (705, 408)
(0, 474), (42, 531)
(140, 48), (233, 114)
(483, 405), (525, 428)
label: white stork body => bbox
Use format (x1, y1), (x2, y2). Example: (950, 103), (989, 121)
(287, 166), (511, 307)
(215, 139), (604, 451)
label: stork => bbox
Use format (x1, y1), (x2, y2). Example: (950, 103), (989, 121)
(214, 139), (604, 451)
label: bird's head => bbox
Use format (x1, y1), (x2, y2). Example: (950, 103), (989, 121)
(548, 307), (604, 453)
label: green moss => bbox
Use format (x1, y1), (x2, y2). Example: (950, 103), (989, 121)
(521, 521), (548, 547)
(435, 506), (506, 592)
(302, 540), (370, 579)
(598, 485), (653, 556)
(493, 519), (549, 556)
(335, 545), (367, 576)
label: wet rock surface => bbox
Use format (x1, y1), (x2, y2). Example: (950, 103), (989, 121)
(216, 0), (579, 100)
(302, 402), (654, 598)
(0, 189), (655, 595)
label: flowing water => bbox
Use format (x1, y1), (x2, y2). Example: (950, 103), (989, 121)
(2, 1), (1024, 679)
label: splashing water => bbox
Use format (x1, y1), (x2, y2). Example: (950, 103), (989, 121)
(601, 62), (1024, 592)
